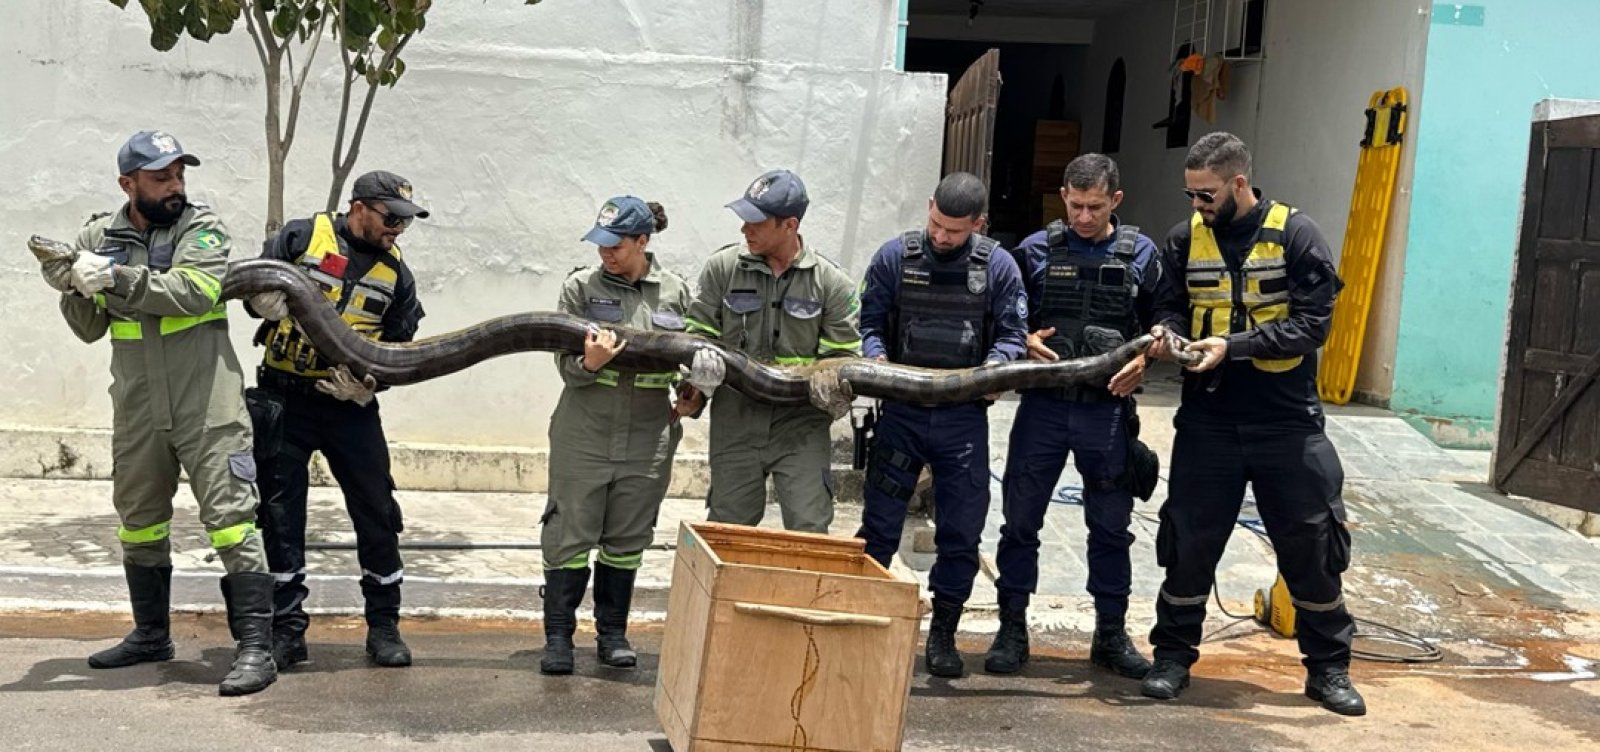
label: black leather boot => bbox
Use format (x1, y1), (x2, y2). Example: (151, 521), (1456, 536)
(1140, 658), (1191, 700)
(1089, 615), (1152, 679)
(271, 627), (308, 670)
(89, 564), (175, 669)
(540, 567), (590, 675)
(218, 572), (279, 696)
(1306, 666), (1367, 716)
(366, 621), (412, 667)
(593, 563), (639, 668)
(925, 598), (965, 678)
(983, 607), (1029, 674)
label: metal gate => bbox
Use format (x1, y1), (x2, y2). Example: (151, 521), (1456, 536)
(944, 48), (1001, 183)
(1493, 113), (1600, 512)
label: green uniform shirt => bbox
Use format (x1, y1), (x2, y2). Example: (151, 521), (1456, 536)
(684, 240), (862, 365)
(549, 255), (693, 465)
(61, 204), (242, 432)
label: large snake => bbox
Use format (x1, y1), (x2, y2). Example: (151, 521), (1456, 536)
(31, 235), (1178, 406)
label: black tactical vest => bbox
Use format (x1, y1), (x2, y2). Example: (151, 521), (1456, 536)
(1037, 220), (1141, 359)
(892, 230), (998, 369)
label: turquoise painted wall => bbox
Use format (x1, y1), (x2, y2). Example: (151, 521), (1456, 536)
(1393, 0), (1600, 446)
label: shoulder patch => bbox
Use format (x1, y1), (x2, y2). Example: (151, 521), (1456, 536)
(82, 211), (112, 227)
(194, 229), (226, 249)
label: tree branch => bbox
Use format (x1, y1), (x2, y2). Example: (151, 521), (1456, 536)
(282, 10), (331, 155)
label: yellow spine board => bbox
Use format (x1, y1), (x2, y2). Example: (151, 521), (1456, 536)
(1317, 87), (1409, 404)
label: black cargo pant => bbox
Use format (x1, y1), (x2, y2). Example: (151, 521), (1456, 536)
(255, 370), (405, 634)
(1149, 412), (1354, 673)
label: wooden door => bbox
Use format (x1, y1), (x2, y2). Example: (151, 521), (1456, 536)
(1493, 114), (1600, 512)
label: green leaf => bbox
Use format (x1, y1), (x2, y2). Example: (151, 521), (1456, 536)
(270, 6), (297, 37)
(108, 0), (130, 9)
(150, 24), (181, 51)
(352, 55), (368, 75)
(376, 28), (395, 52)
(391, 56), (405, 81)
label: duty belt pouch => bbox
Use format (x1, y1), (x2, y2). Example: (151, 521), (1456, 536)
(244, 387), (286, 465)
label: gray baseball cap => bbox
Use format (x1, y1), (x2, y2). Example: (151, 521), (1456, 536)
(726, 168), (809, 222)
(117, 130), (201, 175)
(352, 170), (430, 219)
(582, 196), (656, 246)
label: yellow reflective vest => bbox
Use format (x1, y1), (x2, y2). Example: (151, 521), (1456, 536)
(1184, 202), (1303, 373)
(262, 213), (402, 378)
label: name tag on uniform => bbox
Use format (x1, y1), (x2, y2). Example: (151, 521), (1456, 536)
(1047, 265), (1078, 279)
(901, 268), (931, 286)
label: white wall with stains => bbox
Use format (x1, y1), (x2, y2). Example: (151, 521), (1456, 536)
(0, 0), (946, 450)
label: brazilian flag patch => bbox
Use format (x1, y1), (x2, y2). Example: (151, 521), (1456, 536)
(195, 230), (224, 249)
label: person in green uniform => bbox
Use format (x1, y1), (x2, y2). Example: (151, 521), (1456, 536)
(681, 169), (863, 533)
(40, 130), (276, 696)
(538, 196), (700, 675)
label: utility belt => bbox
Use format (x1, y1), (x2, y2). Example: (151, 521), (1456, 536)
(1024, 385), (1119, 403)
(256, 365), (325, 397)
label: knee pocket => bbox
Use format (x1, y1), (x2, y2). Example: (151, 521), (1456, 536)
(1155, 507), (1178, 568)
(1327, 505), (1351, 577)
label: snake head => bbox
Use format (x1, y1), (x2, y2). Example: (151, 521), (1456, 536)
(28, 235), (78, 264)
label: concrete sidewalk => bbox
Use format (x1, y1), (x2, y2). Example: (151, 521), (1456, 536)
(2, 366), (1597, 654)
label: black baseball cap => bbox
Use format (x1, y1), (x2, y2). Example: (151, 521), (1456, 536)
(352, 170), (430, 219)
(117, 130), (201, 175)
(726, 168), (809, 222)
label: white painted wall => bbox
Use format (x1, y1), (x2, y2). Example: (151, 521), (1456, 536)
(1078, 0), (1430, 401)
(0, 0), (946, 449)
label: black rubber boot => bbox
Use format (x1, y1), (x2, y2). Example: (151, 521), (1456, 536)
(925, 598), (966, 678)
(271, 628), (308, 670)
(1306, 667), (1368, 716)
(1089, 615), (1153, 679)
(1140, 658), (1191, 700)
(593, 562), (639, 669)
(540, 568), (590, 675)
(983, 607), (1029, 674)
(89, 564), (176, 669)
(218, 572), (279, 697)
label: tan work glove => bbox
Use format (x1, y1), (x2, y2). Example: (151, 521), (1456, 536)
(807, 368), (854, 421)
(315, 364), (378, 406)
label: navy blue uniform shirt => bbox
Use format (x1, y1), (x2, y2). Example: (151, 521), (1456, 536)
(859, 232), (1030, 364)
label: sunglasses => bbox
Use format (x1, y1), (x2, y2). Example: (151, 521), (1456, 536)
(1183, 187), (1223, 204)
(364, 201), (413, 229)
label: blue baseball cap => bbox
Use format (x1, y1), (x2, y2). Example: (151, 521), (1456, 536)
(117, 130), (201, 175)
(726, 169), (808, 222)
(582, 196), (656, 246)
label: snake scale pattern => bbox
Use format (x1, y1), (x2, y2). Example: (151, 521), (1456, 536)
(31, 235), (1153, 407)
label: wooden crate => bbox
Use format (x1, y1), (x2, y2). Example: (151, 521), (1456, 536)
(655, 522), (921, 752)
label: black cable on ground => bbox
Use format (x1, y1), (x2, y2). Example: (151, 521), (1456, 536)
(987, 468), (1443, 662)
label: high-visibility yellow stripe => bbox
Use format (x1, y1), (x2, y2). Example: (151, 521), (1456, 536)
(118, 520), (172, 544)
(597, 550), (644, 570)
(818, 337), (862, 353)
(109, 320), (142, 340)
(208, 521), (257, 550)
(173, 266), (223, 304)
(684, 318), (721, 337)
(160, 306), (227, 335)
(593, 370), (676, 388)
(634, 372), (678, 389)
(775, 356), (817, 366)
(107, 306), (227, 341)
(556, 551), (591, 570)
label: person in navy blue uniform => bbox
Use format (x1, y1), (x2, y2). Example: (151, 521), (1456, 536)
(854, 172), (1029, 679)
(985, 154), (1161, 680)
